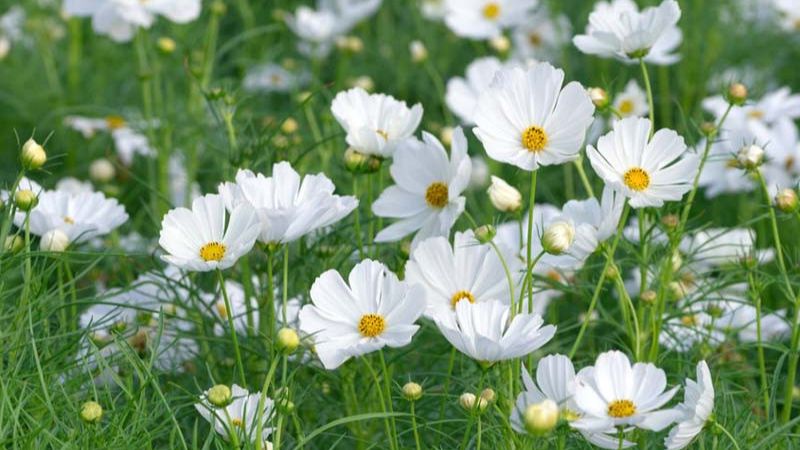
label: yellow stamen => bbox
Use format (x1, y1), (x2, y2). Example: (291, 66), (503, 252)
(105, 115), (126, 130)
(607, 399), (636, 418)
(681, 315), (698, 326)
(450, 290), (476, 308)
(358, 313), (386, 337)
(623, 167), (650, 191)
(425, 182), (449, 208)
(521, 126), (548, 152)
(200, 242), (226, 262)
(376, 129), (389, 141)
(482, 2), (500, 20)
(618, 99), (634, 115)
(63, 216), (75, 225)
(528, 32), (542, 46)
(216, 302), (228, 319)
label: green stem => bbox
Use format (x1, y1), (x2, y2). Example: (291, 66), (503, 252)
(353, 176), (365, 260)
(254, 357), (282, 450)
(639, 58), (655, 134)
(573, 157), (596, 198)
(217, 270), (247, 384)
(362, 356), (397, 450)
(523, 170), (538, 312)
(748, 269), (770, 416)
(262, 248), (276, 348)
(379, 351), (399, 450)
(714, 421), (741, 450)
(410, 399), (422, 450)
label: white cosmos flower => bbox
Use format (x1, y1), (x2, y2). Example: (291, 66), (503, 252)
(195, 384), (275, 445)
(64, 0), (201, 43)
(561, 186), (625, 242)
(218, 162), (357, 245)
(159, 193), (260, 272)
(434, 300), (556, 364)
(703, 87), (800, 130)
(445, 56), (508, 125)
(473, 62), (595, 172)
(758, 119), (800, 192)
(613, 80), (649, 119)
(511, 9), (572, 63)
(587, 117), (699, 208)
(659, 312), (723, 353)
(664, 361), (714, 450)
(55, 177), (94, 195)
(442, 0), (535, 40)
(573, 0), (682, 65)
(405, 230), (522, 319)
(697, 126), (758, 198)
(775, 0), (800, 32)
(572, 350), (681, 432)
(19, 190), (128, 244)
(243, 63), (309, 93)
(331, 87), (423, 158)
(299, 259), (425, 370)
(511, 355), (634, 449)
(286, 0), (381, 57)
(64, 115), (154, 164)
(681, 227), (772, 270)
(372, 127), (471, 246)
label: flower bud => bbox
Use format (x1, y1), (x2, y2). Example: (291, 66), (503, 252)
(41, 229), (69, 252)
(409, 40), (428, 63)
(439, 126), (454, 147)
(90, 158), (116, 183)
(277, 328), (300, 354)
(661, 214), (679, 230)
(4, 235), (23, 252)
(474, 224), (496, 244)
(14, 189), (38, 211)
(640, 290), (657, 305)
(157, 37), (176, 54)
(402, 382), (423, 401)
(487, 176), (522, 213)
(277, 397), (296, 413)
(542, 221), (575, 255)
(480, 388), (496, 404)
(489, 35), (510, 53)
(207, 384), (232, 407)
(737, 144), (764, 169)
(80, 401), (103, 424)
(523, 399), (559, 434)
(588, 87), (609, 109)
(792, 385), (800, 402)
(700, 121), (717, 137)
(21, 138), (47, 170)
(459, 392), (477, 410)
(344, 148), (382, 174)
(281, 118), (299, 134)
(350, 76), (374, 92)
(776, 188), (799, 213)
(727, 83), (748, 106)
(604, 264), (619, 279)
(210, 0), (227, 16)
(670, 251), (683, 272)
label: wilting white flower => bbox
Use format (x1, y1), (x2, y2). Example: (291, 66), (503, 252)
(587, 117), (699, 208)
(473, 63), (595, 171)
(573, 0), (682, 65)
(511, 355), (634, 448)
(442, 0), (535, 40)
(562, 186), (625, 241)
(64, 0), (201, 43)
(299, 259), (425, 369)
(218, 162), (357, 244)
(18, 190), (128, 244)
(331, 87), (423, 158)
(243, 63), (309, 93)
(372, 128), (471, 247)
(445, 56), (507, 125)
(196, 384), (275, 445)
(511, 9), (571, 62)
(159, 193), (261, 272)
(487, 176), (522, 212)
(434, 300), (556, 364)
(613, 80), (649, 119)
(406, 230), (521, 318)
(168, 153), (201, 208)
(664, 361), (714, 449)
(572, 350), (681, 432)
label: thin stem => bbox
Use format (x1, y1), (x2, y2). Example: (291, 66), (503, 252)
(353, 176), (365, 259)
(639, 58), (655, 135)
(617, 427), (625, 450)
(714, 421), (741, 450)
(748, 269), (770, 416)
(573, 157), (596, 198)
(523, 170), (538, 313)
(362, 356), (397, 450)
(379, 351), (400, 450)
(254, 357), (282, 450)
(282, 244), (289, 325)
(217, 270), (247, 384)
(410, 400), (422, 450)
(263, 248), (276, 349)
(435, 347), (457, 447)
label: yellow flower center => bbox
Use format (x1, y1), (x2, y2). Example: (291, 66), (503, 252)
(747, 109), (764, 120)
(270, 74), (282, 84)
(561, 408), (581, 421)
(450, 290), (476, 308)
(607, 399), (636, 418)
(231, 417), (243, 427)
(546, 269), (562, 283)
(105, 115), (126, 130)
(63, 216), (75, 225)
(482, 2), (501, 20)
(681, 314), (698, 326)
(528, 32), (542, 46)
(425, 182), (449, 208)
(623, 167), (650, 191)
(216, 302), (228, 319)
(358, 313), (386, 337)
(376, 129), (389, 141)
(200, 242), (226, 262)
(618, 99), (634, 115)
(521, 126), (548, 152)
(786, 156), (796, 170)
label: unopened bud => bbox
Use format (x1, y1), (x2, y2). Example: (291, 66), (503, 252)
(474, 224), (496, 244)
(640, 290), (657, 305)
(489, 35), (510, 53)
(776, 188), (799, 213)
(700, 122), (717, 137)
(4, 235), (23, 252)
(487, 176), (522, 213)
(41, 229), (69, 252)
(588, 87), (609, 109)
(207, 384), (232, 407)
(15, 189), (38, 211)
(90, 158), (116, 183)
(21, 138), (47, 170)
(80, 401), (103, 424)
(523, 399), (559, 434)
(737, 144), (764, 169)
(280, 118), (299, 134)
(409, 40), (428, 63)
(157, 37), (176, 54)
(439, 126), (454, 147)
(210, 0), (227, 16)
(542, 221), (575, 255)
(344, 148), (382, 174)
(661, 214), (679, 230)
(727, 83), (748, 106)
(402, 382), (423, 401)
(480, 388), (496, 404)
(277, 328), (300, 354)
(350, 76), (374, 92)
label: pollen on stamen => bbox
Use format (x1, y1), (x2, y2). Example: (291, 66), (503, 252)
(450, 290), (476, 308)
(200, 241), (227, 262)
(216, 302), (228, 319)
(618, 99), (634, 115)
(425, 182), (449, 208)
(607, 399), (636, 418)
(105, 115), (126, 130)
(623, 167), (650, 191)
(358, 313), (386, 337)
(521, 126), (548, 153)
(482, 2), (500, 20)
(63, 216), (75, 225)
(376, 129), (389, 141)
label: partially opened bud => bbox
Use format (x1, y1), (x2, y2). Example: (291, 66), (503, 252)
(459, 392), (487, 411)
(15, 189), (38, 211)
(727, 83), (748, 106)
(480, 388), (496, 404)
(80, 401), (103, 424)
(487, 176), (522, 213)
(409, 40), (428, 63)
(523, 399), (559, 434)
(21, 138), (47, 170)
(402, 382), (423, 401)
(489, 35), (510, 53)
(737, 144), (764, 169)
(277, 328), (300, 354)
(776, 188), (799, 212)
(41, 229), (69, 252)
(588, 87), (609, 109)
(542, 221), (575, 255)
(207, 384), (232, 407)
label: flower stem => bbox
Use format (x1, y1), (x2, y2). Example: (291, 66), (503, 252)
(523, 170), (538, 312)
(255, 356), (281, 450)
(217, 269), (247, 384)
(410, 401), (422, 450)
(639, 58), (655, 134)
(747, 269), (770, 416)
(714, 421), (741, 450)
